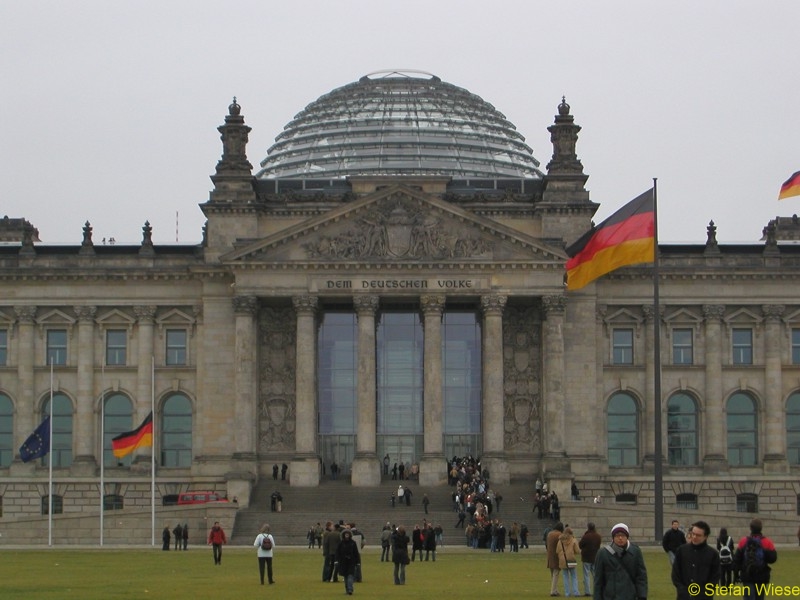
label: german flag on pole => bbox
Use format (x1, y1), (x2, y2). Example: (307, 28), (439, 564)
(779, 171), (800, 200)
(566, 189), (655, 291)
(112, 411), (153, 458)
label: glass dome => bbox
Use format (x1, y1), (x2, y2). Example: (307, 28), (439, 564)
(257, 70), (543, 180)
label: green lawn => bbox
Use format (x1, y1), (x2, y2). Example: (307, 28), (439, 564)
(3, 545), (798, 599)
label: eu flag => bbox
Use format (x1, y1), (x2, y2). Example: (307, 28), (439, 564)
(19, 416), (51, 462)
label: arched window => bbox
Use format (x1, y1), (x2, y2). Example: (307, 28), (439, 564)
(42, 393), (73, 467)
(161, 394), (192, 467)
(607, 392), (638, 467)
(787, 392), (800, 465)
(667, 393), (698, 466)
(0, 393), (13, 467)
(727, 392), (757, 466)
(103, 393), (133, 467)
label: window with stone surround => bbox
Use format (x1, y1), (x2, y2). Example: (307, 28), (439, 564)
(736, 493), (758, 513)
(676, 492), (698, 509)
(607, 392), (639, 466)
(793, 328), (800, 364)
(165, 329), (187, 366)
(612, 328), (634, 365)
(42, 393), (73, 467)
(672, 328), (693, 365)
(615, 493), (637, 504)
(0, 329), (7, 366)
(103, 393), (133, 467)
(46, 329), (67, 366)
(161, 393), (192, 467)
(732, 328), (753, 365)
(42, 494), (63, 515)
(103, 494), (124, 510)
(105, 330), (127, 366)
(787, 392), (800, 465)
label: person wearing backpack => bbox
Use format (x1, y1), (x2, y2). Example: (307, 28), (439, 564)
(716, 527), (735, 586)
(733, 518), (777, 600)
(254, 523), (276, 585)
(671, 520), (720, 599)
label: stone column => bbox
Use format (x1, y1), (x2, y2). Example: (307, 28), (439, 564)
(541, 295), (570, 487)
(232, 296), (258, 460)
(481, 294), (508, 485)
(763, 304), (787, 472)
(702, 304), (727, 473)
(291, 295), (319, 486)
(72, 305), (97, 474)
(420, 294), (446, 486)
(133, 305), (156, 471)
(12, 306), (36, 472)
(351, 295), (380, 486)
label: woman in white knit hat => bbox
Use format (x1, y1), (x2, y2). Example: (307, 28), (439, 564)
(592, 523), (648, 600)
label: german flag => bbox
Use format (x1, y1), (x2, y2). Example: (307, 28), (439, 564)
(566, 189), (655, 291)
(779, 171), (800, 200)
(112, 411), (153, 458)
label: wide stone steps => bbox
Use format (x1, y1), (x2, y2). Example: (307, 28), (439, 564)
(229, 478), (553, 546)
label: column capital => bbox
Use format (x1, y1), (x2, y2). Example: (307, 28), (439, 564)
(702, 304), (725, 321)
(133, 305), (157, 322)
(74, 305), (97, 322)
(353, 294), (379, 315)
(641, 304), (664, 321)
(481, 294), (507, 316)
(14, 305), (37, 323)
(233, 295), (258, 315)
(292, 295), (318, 315)
(420, 294), (446, 315)
(541, 295), (566, 317)
(762, 304), (785, 321)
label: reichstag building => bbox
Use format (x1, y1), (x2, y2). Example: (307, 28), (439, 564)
(2, 70), (799, 519)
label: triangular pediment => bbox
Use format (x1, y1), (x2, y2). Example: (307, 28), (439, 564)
(221, 184), (566, 266)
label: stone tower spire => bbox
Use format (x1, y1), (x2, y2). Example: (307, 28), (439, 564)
(208, 97), (257, 204)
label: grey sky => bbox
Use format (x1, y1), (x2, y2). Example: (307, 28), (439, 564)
(1, 0), (797, 244)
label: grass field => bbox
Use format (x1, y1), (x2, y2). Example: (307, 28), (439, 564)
(3, 544), (800, 599)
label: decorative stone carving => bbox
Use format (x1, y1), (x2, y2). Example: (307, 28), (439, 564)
(257, 306), (296, 451)
(292, 295), (318, 315)
(133, 305), (157, 322)
(541, 295), (566, 317)
(353, 295), (379, 315)
(420, 294), (446, 315)
(762, 304), (785, 321)
(74, 306), (97, 322)
(481, 294), (507, 316)
(14, 305), (37, 323)
(502, 305), (542, 452)
(233, 295), (258, 315)
(303, 196), (494, 261)
(702, 305), (725, 321)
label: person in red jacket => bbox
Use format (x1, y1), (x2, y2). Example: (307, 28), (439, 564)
(207, 521), (228, 565)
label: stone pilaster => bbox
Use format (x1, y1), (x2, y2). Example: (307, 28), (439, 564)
(763, 304), (787, 472)
(420, 294), (446, 486)
(291, 295), (319, 486)
(132, 305), (156, 472)
(541, 295), (570, 476)
(351, 295), (380, 486)
(702, 305), (727, 473)
(72, 305), (97, 474)
(481, 294), (508, 485)
(232, 296), (258, 463)
(11, 306), (36, 472)
(641, 304), (662, 469)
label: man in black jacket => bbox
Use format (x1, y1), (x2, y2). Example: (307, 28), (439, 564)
(671, 520), (720, 599)
(662, 520), (687, 565)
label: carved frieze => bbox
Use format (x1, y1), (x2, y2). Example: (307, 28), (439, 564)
(257, 306), (296, 451)
(502, 305), (542, 453)
(302, 195), (494, 261)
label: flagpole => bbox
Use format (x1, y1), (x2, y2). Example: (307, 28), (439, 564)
(48, 360), (54, 547)
(151, 355), (155, 547)
(652, 178), (664, 543)
(99, 385), (105, 546)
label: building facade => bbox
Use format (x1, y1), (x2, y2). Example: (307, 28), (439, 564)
(1, 72), (799, 521)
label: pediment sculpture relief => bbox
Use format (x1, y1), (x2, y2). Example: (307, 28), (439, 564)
(303, 196), (494, 261)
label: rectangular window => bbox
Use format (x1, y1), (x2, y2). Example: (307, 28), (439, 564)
(672, 328), (693, 365)
(166, 329), (187, 366)
(612, 329), (634, 365)
(0, 329), (7, 366)
(732, 328), (753, 365)
(46, 329), (67, 366)
(105, 330), (127, 366)
(793, 329), (800, 365)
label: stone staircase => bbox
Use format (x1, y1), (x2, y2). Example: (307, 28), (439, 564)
(229, 477), (554, 546)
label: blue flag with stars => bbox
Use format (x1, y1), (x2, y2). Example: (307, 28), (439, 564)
(19, 416), (50, 462)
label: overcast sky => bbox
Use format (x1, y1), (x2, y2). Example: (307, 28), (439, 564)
(1, 0), (797, 245)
